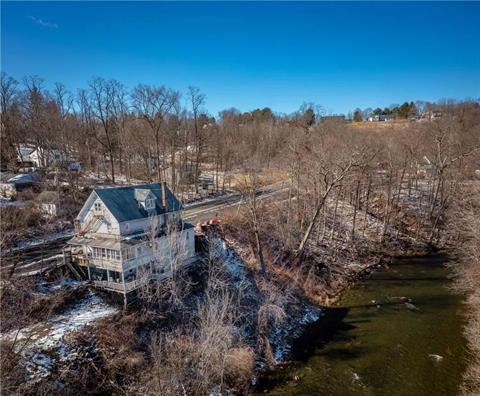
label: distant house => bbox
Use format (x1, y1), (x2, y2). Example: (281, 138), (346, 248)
(198, 174), (215, 191)
(18, 145), (62, 168)
(420, 111), (443, 121)
(36, 191), (63, 217)
(65, 161), (82, 172)
(17, 145), (78, 170)
(17, 146), (38, 168)
(68, 183), (196, 300)
(368, 115), (394, 122)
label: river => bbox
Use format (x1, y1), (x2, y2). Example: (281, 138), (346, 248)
(257, 254), (468, 396)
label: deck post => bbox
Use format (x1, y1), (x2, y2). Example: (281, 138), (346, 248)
(121, 270), (128, 309)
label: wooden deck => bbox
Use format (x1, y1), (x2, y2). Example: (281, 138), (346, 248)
(91, 256), (198, 294)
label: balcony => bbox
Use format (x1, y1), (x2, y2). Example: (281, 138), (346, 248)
(93, 273), (169, 293)
(92, 256), (197, 294)
(72, 254), (123, 272)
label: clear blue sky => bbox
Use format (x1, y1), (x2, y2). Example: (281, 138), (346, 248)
(2, 1), (479, 116)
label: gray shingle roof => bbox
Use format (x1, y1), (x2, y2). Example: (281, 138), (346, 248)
(94, 183), (182, 223)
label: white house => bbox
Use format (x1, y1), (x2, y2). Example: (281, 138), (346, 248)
(68, 183), (196, 299)
(17, 145), (80, 170)
(18, 145), (63, 168)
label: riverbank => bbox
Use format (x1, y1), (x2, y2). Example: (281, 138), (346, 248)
(256, 254), (468, 396)
(218, 193), (435, 386)
(447, 183), (480, 395)
(0, 192), (444, 395)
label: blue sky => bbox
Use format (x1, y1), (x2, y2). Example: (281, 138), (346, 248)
(2, 1), (479, 116)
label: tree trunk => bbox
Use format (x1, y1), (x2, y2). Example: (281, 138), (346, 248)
(296, 183), (334, 259)
(254, 222), (266, 274)
(109, 149), (115, 183)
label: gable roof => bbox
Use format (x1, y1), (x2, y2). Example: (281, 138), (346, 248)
(19, 147), (36, 157)
(94, 183), (182, 223)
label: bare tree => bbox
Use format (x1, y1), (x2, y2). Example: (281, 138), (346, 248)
(137, 215), (192, 313)
(0, 72), (20, 167)
(132, 84), (179, 182)
(88, 77), (126, 183)
(237, 171), (267, 274)
(295, 130), (374, 259)
(188, 86), (206, 194)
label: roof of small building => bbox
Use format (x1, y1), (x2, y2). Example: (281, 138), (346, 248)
(94, 183), (182, 223)
(7, 173), (42, 185)
(19, 147), (36, 157)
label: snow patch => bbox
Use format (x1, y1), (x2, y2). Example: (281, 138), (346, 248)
(210, 237), (251, 287)
(6, 229), (73, 253)
(2, 291), (116, 352)
(1, 291), (116, 381)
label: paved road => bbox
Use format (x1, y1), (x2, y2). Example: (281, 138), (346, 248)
(2, 181), (289, 274)
(183, 180), (289, 223)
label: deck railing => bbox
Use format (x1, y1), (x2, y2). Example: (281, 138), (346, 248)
(92, 256), (198, 294)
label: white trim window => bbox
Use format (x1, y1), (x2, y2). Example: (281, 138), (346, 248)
(94, 202), (102, 212)
(145, 198), (155, 209)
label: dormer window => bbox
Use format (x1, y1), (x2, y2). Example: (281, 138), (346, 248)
(145, 198), (155, 210)
(134, 188), (156, 211)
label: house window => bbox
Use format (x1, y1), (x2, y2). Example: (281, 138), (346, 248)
(125, 223), (129, 231)
(94, 202), (102, 212)
(145, 198), (155, 209)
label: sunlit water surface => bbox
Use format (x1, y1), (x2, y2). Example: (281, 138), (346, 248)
(258, 254), (467, 396)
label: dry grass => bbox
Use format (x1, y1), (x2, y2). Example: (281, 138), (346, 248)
(0, 278), (87, 333)
(447, 183), (480, 395)
(141, 266), (255, 395)
(0, 340), (25, 395)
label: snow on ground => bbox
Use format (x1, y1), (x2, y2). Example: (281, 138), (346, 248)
(210, 237), (250, 283)
(3, 291), (116, 352)
(0, 198), (32, 208)
(36, 278), (83, 295)
(6, 229), (73, 253)
(210, 235), (323, 364)
(273, 306), (323, 362)
(183, 190), (237, 208)
(1, 290), (117, 380)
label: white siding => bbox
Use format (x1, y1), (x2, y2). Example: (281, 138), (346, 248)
(118, 211), (181, 236)
(121, 228), (195, 274)
(77, 193), (120, 236)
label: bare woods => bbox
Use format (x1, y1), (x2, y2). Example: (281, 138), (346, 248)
(1, 71), (480, 395)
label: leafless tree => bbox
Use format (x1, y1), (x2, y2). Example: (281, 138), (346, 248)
(132, 84), (179, 182)
(188, 86), (206, 194)
(88, 77), (126, 182)
(237, 171), (267, 274)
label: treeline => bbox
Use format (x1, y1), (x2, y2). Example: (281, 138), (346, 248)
(1, 72), (480, 395)
(0, 73), (317, 195)
(1, 72), (479, 226)
(352, 100), (450, 121)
